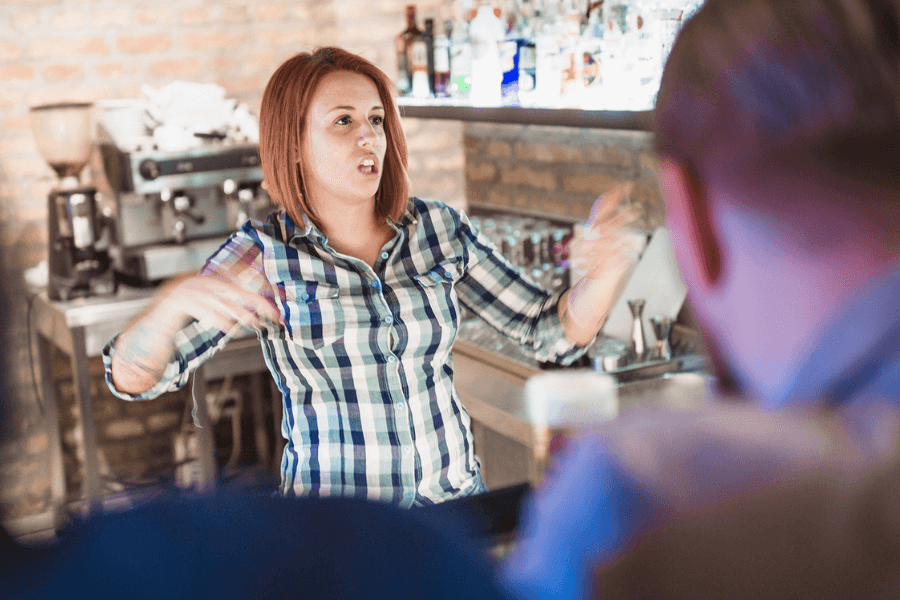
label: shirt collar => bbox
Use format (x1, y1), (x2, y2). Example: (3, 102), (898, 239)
(283, 199), (418, 240)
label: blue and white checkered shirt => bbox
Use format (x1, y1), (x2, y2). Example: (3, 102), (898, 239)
(104, 197), (587, 506)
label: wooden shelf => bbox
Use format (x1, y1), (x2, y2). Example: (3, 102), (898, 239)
(397, 100), (653, 131)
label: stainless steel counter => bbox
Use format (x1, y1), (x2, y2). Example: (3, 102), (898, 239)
(451, 336), (711, 487)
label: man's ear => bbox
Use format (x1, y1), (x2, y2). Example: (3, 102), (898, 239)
(658, 159), (722, 288)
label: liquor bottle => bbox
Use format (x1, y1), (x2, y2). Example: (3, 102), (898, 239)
(396, 5), (422, 96)
(632, 0), (659, 110)
(500, 0), (536, 106)
(449, 7), (473, 100)
(579, 1), (604, 108)
(424, 18), (436, 97)
(469, 1), (505, 106)
(434, 21), (453, 97)
(534, 0), (561, 107)
(409, 15), (431, 98)
(557, 0), (585, 107)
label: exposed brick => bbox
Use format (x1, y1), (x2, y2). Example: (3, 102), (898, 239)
(423, 153), (465, 172)
(223, 4), (250, 22)
(51, 10), (85, 30)
(500, 164), (557, 191)
(116, 34), (171, 54)
(180, 7), (216, 25)
(105, 418), (145, 440)
(244, 50), (279, 70)
(257, 2), (288, 21)
(257, 28), (314, 47)
(406, 130), (456, 152)
(28, 37), (107, 58)
(44, 63), (83, 81)
(486, 140), (513, 159)
(0, 90), (24, 109)
(26, 86), (111, 107)
(521, 194), (571, 217)
(638, 150), (660, 175)
(584, 143), (635, 170)
(0, 64), (36, 83)
(181, 32), (250, 51)
(93, 61), (126, 79)
(136, 6), (171, 25)
(12, 11), (40, 32)
(212, 56), (241, 71)
(0, 136), (36, 155)
(25, 432), (48, 455)
(560, 170), (622, 195)
(216, 74), (263, 96)
(463, 134), (483, 155)
(0, 157), (49, 178)
(92, 8), (130, 28)
(514, 140), (585, 164)
(0, 41), (21, 61)
(147, 411), (180, 433)
(151, 58), (203, 78)
(466, 160), (497, 183)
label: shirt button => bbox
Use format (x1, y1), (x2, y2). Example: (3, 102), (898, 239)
(383, 315), (393, 325)
(387, 355), (397, 363)
(371, 279), (380, 289)
(404, 491), (414, 500)
(300, 292), (309, 301)
(402, 445), (411, 455)
(443, 271), (453, 280)
(380, 251), (389, 260)
(395, 401), (405, 411)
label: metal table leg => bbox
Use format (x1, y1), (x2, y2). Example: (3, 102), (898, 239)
(191, 366), (218, 491)
(69, 326), (102, 514)
(36, 333), (68, 527)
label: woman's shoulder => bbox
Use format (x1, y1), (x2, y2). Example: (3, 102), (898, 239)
(409, 197), (465, 229)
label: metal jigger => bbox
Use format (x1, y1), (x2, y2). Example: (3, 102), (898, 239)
(30, 102), (115, 300)
(650, 315), (674, 361)
(627, 298), (647, 363)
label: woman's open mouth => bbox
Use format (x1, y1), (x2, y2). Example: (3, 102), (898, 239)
(359, 158), (378, 175)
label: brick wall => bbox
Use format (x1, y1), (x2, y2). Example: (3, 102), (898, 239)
(463, 122), (665, 228)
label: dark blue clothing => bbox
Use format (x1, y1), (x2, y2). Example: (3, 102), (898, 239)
(3, 491), (512, 600)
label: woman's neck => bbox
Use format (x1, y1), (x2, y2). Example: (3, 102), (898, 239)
(315, 201), (394, 266)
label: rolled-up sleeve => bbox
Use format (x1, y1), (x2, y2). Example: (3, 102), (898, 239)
(453, 209), (590, 364)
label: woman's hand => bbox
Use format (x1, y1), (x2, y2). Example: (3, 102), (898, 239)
(110, 273), (280, 395)
(560, 184), (643, 346)
(149, 273), (281, 335)
(569, 184), (642, 280)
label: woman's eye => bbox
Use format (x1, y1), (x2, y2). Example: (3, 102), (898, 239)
(336, 116), (350, 125)
(371, 115), (384, 126)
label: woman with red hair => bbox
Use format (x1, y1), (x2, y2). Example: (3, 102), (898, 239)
(105, 47), (636, 506)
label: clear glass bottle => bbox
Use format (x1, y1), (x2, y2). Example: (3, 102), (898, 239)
(579, 1), (604, 109)
(534, 0), (561, 107)
(434, 21), (453, 97)
(469, 1), (505, 106)
(450, 1), (474, 101)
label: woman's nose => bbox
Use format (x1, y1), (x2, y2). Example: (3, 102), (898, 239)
(358, 123), (376, 146)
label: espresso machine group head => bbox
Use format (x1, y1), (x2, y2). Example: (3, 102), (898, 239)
(29, 102), (116, 301)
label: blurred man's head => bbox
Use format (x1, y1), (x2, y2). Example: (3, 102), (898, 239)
(654, 0), (900, 405)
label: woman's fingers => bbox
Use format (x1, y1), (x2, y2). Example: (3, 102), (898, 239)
(588, 183), (635, 227)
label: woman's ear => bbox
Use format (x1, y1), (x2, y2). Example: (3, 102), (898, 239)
(658, 159), (723, 288)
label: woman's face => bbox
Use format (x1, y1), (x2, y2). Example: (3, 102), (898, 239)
(300, 70), (387, 216)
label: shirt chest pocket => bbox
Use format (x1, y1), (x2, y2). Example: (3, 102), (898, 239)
(413, 258), (463, 312)
(278, 282), (345, 349)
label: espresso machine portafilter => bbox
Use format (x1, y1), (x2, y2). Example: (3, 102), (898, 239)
(29, 102), (116, 301)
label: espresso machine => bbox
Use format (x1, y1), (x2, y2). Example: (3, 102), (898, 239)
(94, 106), (269, 285)
(30, 102), (117, 301)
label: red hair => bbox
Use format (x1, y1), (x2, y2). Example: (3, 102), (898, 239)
(259, 47), (410, 230)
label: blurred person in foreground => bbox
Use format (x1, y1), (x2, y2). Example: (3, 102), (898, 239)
(500, 0), (900, 598)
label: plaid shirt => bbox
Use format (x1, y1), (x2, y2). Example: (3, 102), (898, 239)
(104, 197), (587, 506)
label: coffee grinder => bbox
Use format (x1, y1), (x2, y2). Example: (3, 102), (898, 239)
(30, 102), (116, 301)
